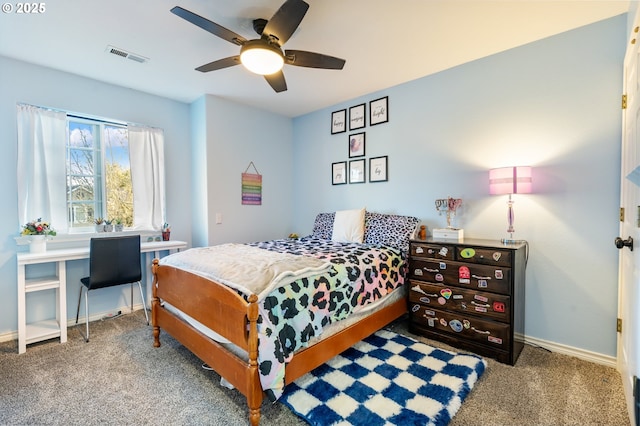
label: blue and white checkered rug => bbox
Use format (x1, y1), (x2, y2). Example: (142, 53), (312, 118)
(280, 329), (487, 426)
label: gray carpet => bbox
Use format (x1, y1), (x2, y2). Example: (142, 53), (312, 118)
(0, 311), (629, 426)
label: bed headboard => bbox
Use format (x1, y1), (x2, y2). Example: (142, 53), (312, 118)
(311, 210), (419, 254)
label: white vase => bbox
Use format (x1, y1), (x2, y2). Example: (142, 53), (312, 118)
(29, 235), (46, 253)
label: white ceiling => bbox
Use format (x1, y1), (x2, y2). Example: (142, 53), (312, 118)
(0, 1), (631, 117)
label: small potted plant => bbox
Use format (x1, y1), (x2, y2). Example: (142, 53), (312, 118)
(21, 218), (56, 253)
(104, 219), (113, 232)
(113, 218), (124, 232)
(162, 223), (171, 241)
(94, 217), (105, 232)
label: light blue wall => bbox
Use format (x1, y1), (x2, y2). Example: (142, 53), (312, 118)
(0, 55), (294, 338)
(0, 56), (192, 333)
(0, 13), (628, 359)
(190, 96), (209, 248)
(292, 15), (626, 357)
(197, 94), (294, 245)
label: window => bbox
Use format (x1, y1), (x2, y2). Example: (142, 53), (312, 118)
(66, 117), (133, 231)
(18, 103), (165, 235)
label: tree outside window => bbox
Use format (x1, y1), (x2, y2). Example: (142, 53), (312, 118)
(66, 119), (133, 230)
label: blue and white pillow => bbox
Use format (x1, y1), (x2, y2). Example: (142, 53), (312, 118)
(364, 212), (419, 254)
(311, 212), (335, 240)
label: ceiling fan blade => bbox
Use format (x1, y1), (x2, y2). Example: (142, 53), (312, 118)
(171, 6), (247, 46)
(262, 0), (309, 45)
(264, 71), (287, 93)
(285, 50), (346, 70)
(195, 56), (240, 73)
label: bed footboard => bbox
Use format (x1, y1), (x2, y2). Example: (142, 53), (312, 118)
(151, 258), (408, 425)
(151, 259), (263, 425)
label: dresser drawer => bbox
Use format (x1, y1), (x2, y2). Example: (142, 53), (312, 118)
(411, 243), (455, 260)
(409, 280), (511, 322)
(457, 246), (512, 267)
(409, 258), (511, 295)
(409, 305), (511, 349)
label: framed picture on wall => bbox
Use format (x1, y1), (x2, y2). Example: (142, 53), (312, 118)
(348, 132), (365, 158)
(349, 103), (366, 130)
(331, 109), (346, 134)
(369, 96), (388, 126)
(332, 161), (347, 185)
(369, 156), (388, 182)
(349, 159), (366, 184)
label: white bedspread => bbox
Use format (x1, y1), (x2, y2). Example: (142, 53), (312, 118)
(159, 243), (332, 300)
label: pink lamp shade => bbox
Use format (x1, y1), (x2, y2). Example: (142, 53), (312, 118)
(489, 166), (532, 195)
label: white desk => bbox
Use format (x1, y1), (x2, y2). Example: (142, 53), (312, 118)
(16, 240), (187, 354)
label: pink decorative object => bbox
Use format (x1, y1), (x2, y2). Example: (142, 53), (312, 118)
(435, 197), (463, 229)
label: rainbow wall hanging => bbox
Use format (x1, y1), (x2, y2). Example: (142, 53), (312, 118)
(241, 162), (262, 205)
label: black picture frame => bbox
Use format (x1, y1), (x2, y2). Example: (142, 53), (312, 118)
(332, 161), (347, 185)
(369, 96), (388, 126)
(349, 159), (366, 184)
(349, 103), (366, 130)
(348, 132), (366, 158)
(331, 109), (346, 134)
(369, 156), (388, 182)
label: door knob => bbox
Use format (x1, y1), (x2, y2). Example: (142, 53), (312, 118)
(615, 236), (634, 251)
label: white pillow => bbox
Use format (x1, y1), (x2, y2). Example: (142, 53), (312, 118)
(331, 208), (365, 243)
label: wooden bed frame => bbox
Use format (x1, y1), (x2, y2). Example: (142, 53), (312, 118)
(151, 258), (407, 425)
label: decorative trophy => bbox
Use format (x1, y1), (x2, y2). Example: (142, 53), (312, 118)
(433, 197), (464, 241)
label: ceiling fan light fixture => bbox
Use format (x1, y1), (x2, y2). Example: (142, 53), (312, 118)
(171, 1), (346, 92)
(240, 40), (284, 75)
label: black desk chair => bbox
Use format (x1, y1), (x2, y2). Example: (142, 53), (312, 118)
(75, 235), (149, 342)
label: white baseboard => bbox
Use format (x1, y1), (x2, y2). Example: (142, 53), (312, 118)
(0, 320), (617, 369)
(0, 303), (146, 344)
(524, 335), (617, 368)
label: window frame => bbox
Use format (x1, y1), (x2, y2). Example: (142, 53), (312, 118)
(65, 115), (131, 233)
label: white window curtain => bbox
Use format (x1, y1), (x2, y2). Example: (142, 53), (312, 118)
(16, 104), (68, 233)
(128, 125), (166, 231)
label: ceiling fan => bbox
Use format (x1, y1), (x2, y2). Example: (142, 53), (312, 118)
(171, 0), (346, 93)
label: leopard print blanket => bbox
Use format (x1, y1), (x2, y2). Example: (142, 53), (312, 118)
(248, 237), (407, 401)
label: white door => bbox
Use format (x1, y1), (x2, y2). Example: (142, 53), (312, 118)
(619, 13), (640, 426)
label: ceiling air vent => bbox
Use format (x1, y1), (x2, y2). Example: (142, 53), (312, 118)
(105, 45), (149, 64)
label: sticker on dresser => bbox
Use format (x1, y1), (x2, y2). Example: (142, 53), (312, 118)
(459, 248), (475, 258)
(449, 319), (464, 332)
(440, 288), (452, 299)
(458, 266), (470, 283)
